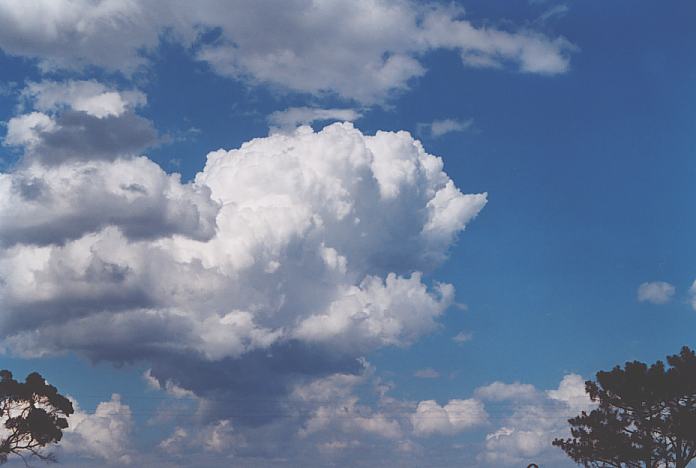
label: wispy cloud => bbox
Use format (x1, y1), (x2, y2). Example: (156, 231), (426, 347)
(413, 368), (440, 379)
(418, 118), (474, 138)
(268, 107), (362, 131)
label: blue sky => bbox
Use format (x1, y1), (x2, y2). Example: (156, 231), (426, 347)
(0, 0), (695, 466)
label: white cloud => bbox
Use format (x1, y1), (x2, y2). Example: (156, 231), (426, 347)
(452, 331), (473, 344)
(546, 373), (591, 413)
(4, 111), (56, 147)
(62, 394), (134, 464)
(637, 281), (675, 304)
(4, 81), (157, 164)
(0, 122), (485, 429)
(413, 368), (440, 379)
(0, 1), (575, 103)
(295, 369), (403, 441)
(159, 420), (243, 455)
(20, 80), (146, 118)
(144, 369), (197, 399)
(419, 118), (474, 138)
(690, 280), (696, 311)
(480, 374), (594, 465)
(475, 382), (538, 401)
(411, 399), (487, 436)
(268, 107), (362, 131)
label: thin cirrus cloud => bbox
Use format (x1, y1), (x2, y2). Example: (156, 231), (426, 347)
(418, 118), (475, 138)
(413, 368), (440, 379)
(637, 281), (676, 305)
(0, 0), (575, 103)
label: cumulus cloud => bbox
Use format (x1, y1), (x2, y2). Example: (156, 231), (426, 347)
(268, 107), (362, 131)
(637, 281), (676, 305)
(4, 81), (157, 164)
(411, 399), (487, 436)
(20, 80), (146, 118)
(475, 381), (538, 401)
(0, 1), (575, 103)
(0, 122), (485, 429)
(452, 331), (473, 344)
(62, 394), (134, 464)
(0, 157), (219, 246)
(480, 374), (595, 465)
(418, 118), (474, 138)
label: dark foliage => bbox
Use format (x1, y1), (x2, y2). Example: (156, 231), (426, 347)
(553, 346), (696, 468)
(0, 370), (73, 465)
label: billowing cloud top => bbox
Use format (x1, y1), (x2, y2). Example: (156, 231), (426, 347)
(0, 118), (485, 426)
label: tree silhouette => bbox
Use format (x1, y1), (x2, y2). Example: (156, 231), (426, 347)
(553, 346), (696, 468)
(0, 370), (74, 465)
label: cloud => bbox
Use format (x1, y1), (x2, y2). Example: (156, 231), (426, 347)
(4, 111), (56, 147)
(475, 381), (538, 401)
(418, 118), (474, 138)
(268, 107), (362, 131)
(20, 80), (146, 118)
(691, 281), (696, 311)
(413, 368), (439, 379)
(0, 157), (219, 247)
(0, 122), (485, 429)
(452, 331), (473, 344)
(0, 1), (576, 103)
(4, 81), (157, 164)
(411, 399), (487, 436)
(480, 374), (595, 465)
(62, 394), (134, 464)
(538, 4), (570, 23)
(637, 281), (676, 305)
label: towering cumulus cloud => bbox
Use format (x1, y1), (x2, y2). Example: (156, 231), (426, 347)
(0, 110), (485, 426)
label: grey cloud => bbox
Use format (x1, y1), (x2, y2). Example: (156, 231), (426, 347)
(0, 157), (219, 247)
(29, 110), (157, 164)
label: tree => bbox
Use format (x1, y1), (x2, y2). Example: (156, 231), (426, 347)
(0, 370), (74, 465)
(553, 346), (696, 468)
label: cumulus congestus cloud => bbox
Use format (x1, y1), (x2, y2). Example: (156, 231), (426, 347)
(0, 120), (486, 428)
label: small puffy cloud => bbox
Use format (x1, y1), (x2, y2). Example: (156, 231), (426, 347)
(690, 280), (696, 310)
(546, 373), (592, 413)
(411, 399), (487, 436)
(21, 80), (146, 118)
(5, 81), (157, 164)
(413, 368), (440, 379)
(0, 1), (575, 103)
(4, 112), (56, 147)
(62, 394), (134, 464)
(475, 382), (538, 402)
(268, 107), (362, 131)
(143, 369), (197, 399)
(452, 331), (473, 344)
(418, 118), (474, 138)
(637, 281), (676, 304)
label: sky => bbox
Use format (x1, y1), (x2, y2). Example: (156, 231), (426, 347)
(0, 0), (695, 466)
